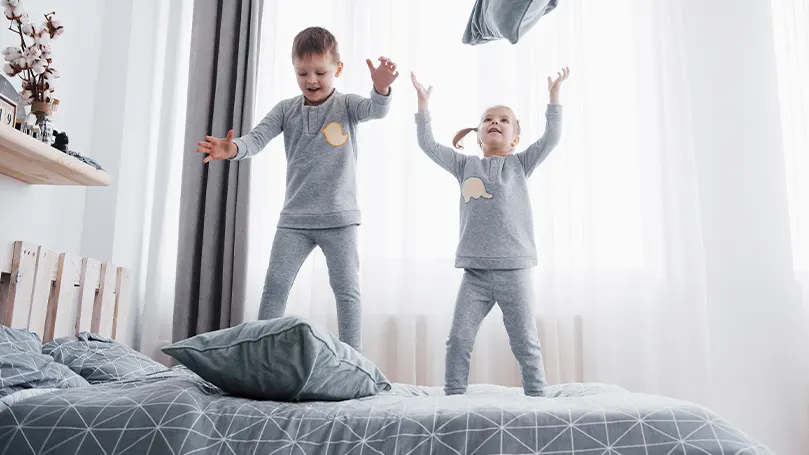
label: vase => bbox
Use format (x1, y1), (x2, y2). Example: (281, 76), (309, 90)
(31, 101), (54, 145)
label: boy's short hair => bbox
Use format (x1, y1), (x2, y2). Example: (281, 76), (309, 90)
(292, 27), (340, 62)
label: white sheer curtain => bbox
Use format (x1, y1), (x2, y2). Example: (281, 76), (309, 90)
(244, 0), (808, 451)
(136, 0), (192, 365)
(772, 0), (809, 301)
(770, 2), (809, 451)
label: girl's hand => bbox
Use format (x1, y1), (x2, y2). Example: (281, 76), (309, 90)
(547, 67), (570, 104)
(410, 72), (433, 113)
(197, 129), (237, 163)
(367, 56), (399, 95)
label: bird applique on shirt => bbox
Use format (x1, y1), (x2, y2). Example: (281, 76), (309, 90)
(321, 121), (349, 146)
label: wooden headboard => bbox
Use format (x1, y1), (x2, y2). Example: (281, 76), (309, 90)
(0, 241), (132, 342)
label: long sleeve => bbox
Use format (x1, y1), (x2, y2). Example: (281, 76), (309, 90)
(516, 104), (562, 177)
(231, 100), (286, 160)
(415, 110), (467, 180)
(345, 87), (392, 124)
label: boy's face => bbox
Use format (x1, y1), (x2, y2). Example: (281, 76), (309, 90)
(294, 53), (343, 105)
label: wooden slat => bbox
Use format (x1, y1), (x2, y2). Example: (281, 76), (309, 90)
(93, 262), (116, 337)
(112, 267), (132, 341)
(0, 274), (8, 322)
(2, 242), (38, 328)
(0, 242), (12, 323)
(0, 242), (13, 274)
(76, 258), (100, 334)
(27, 246), (57, 336)
(45, 253), (81, 341)
(1, 239), (133, 344)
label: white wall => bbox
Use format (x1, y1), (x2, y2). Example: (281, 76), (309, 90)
(0, 0), (183, 350)
(0, 0), (106, 254)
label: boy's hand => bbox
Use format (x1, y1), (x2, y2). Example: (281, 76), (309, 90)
(410, 72), (432, 113)
(366, 56), (399, 95)
(547, 67), (570, 104)
(197, 129), (237, 163)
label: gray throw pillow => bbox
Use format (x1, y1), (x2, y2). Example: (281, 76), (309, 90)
(43, 332), (168, 384)
(0, 325), (88, 397)
(162, 316), (391, 401)
(463, 0), (559, 45)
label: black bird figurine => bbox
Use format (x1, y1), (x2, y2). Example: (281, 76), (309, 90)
(52, 130), (69, 153)
(50, 130), (104, 171)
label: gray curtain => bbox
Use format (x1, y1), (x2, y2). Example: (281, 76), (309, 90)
(173, 0), (264, 341)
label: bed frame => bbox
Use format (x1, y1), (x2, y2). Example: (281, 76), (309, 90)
(0, 240), (131, 342)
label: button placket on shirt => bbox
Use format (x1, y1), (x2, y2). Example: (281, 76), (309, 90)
(489, 156), (501, 182)
(307, 107), (319, 135)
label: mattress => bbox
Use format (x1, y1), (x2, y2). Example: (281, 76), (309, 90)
(0, 368), (772, 454)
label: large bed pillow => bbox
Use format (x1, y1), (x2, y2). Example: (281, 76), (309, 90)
(462, 0), (559, 45)
(162, 316), (391, 401)
(0, 326), (88, 397)
(43, 332), (168, 384)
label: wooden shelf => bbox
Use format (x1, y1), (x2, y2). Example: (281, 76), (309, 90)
(0, 124), (112, 186)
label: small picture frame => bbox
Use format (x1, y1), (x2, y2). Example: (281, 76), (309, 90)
(0, 92), (17, 128)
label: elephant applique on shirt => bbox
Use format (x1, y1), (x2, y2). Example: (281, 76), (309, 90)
(461, 177), (493, 203)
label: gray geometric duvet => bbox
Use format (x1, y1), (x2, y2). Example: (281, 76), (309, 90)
(0, 369), (772, 454)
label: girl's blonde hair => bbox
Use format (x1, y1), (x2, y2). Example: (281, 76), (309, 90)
(452, 105), (522, 149)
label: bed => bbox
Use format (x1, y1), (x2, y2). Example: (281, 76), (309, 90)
(0, 240), (774, 454)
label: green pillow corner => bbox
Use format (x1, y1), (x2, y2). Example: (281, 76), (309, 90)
(161, 316), (391, 402)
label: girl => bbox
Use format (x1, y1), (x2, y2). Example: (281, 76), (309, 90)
(410, 68), (569, 396)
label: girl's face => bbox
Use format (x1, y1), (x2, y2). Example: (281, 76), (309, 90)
(477, 106), (519, 154)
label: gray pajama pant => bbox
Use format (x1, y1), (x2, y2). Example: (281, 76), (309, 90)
(258, 225), (362, 352)
(445, 268), (547, 396)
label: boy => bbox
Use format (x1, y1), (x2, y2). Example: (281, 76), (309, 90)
(197, 27), (399, 352)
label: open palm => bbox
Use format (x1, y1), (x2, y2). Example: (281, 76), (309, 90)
(410, 72), (433, 112)
(197, 130), (237, 164)
(366, 56), (399, 94)
(547, 67), (570, 104)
